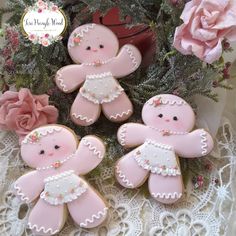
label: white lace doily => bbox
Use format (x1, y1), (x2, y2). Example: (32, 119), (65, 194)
(0, 117), (235, 236)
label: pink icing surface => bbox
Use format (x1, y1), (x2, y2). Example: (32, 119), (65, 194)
(14, 125), (108, 235)
(55, 23), (142, 126)
(116, 94), (214, 204)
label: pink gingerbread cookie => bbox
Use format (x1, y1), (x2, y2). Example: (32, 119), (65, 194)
(55, 23), (142, 126)
(14, 124), (108, 235)
(115, 94), (214, 204)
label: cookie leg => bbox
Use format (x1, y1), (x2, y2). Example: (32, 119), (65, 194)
(70, 93), (101, 126)
(115, 149), (149, 188)
(102, 91), (133, 122)
(148, 174), (183, 204)
(28, 199), (66, 235)
(68, 186), (108, 228)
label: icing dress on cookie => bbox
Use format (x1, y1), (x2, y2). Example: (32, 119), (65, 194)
(55, 23), (142, 126)
(115, 94), (214, 204)
(14, 125), (108, 235)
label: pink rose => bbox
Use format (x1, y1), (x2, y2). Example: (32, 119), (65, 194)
(52, 5), (58, 11)
(0, 88), (58, 140)
(29, 34), (36, 41)
(173, 0), (236, 64)
(41, 38), (49, 47)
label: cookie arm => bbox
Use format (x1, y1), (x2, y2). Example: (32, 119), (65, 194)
(55, 65), (86, 93)
(14, 171), (44, 203)
(110, 44), (142, 78)
(117, 123), (147, 148)
(74, 135), (106, 175)
(174, 129), (214, 158)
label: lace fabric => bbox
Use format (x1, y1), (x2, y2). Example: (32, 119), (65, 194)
(0, 118), (235, 236)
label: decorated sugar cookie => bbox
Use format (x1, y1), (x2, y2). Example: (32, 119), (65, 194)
(55, 23), (142, 126)
(14, 125), (108, 235)
(115, 94), (214, 204)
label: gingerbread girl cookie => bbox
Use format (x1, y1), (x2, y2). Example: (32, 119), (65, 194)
(115, 94), (214, 204)
(55, 23), (142, 126)
(14, 124), (108, 235)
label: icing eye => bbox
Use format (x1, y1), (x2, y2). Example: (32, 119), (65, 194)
(173, 116), (178, 121)
(158, 114), (163, 118)
(99, 44), (104, 49)
(54, 145), (60, 150)
(39, 150), (45, 155)
(86, 46), (91, 50)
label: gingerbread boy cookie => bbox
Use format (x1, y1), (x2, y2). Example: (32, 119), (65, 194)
(115, 94), (214, 204)
(14, 124), (108, 235)
(55, 23), (142, 126)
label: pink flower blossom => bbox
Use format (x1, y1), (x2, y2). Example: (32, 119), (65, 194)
(41, 38), (50, 47)
(29, 34), (36, 41)
(173, 0), (236, 64)
(0, 88), (58, 140)
(52, 5), (58, 11)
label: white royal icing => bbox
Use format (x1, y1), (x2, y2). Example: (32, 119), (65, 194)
(22, 126), (62, 144)
(80, 207), (108, 227)
(68, 23), (95, 48)
(151, 192), (182, 199)
(119, 124), (127, 146)
(40, 170), (87, 205)
(200, 130), (208, 155)
(56, 69), (68, 92)
(115, 166), (134, 187)
(80, 72), (123, 104)
(36, 153), (76, 171)
(147, 97), (187, 106)
(148, 126), (188, 135)
(134, 139), (181, 176)
(82, 138), (103, 159)
(124, 45), (139, 70)
(82, 58), (113, 66)
(14, 183), (30, 203)
(28, 222), (59, 234)
(71, 113), (93, 123)
(110, 109), (132, 120)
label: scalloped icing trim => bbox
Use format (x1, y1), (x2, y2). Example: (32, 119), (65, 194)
(14, 183), (30, 203)
(79, 207), (108, 227)
(80, 85), (123, 104)
(110, 109), (132, 120)
(86, 72), (112, 80)
(115, 166), (134, 188)
(81, 138), (103, 159)
(119, 124), (127, 146)
(44, 170), (75, 183)
(40, 185), (87, 205)
(81, 72), (124, 104)
(56, 69), (68, 92)
(124, 45), (139, 69)
(28, 222), (59, 235)
(151, 192), (182, 199)
(134, 155), (181, 176)
(68, 23), (95, 48)
(200, 131), (208, 155)
(22, 126), (62, 144)
(71, 113), (93, 123)
(147, 97), (187, 106)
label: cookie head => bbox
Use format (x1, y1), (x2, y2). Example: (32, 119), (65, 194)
(142, 94), (195, 132)
(68, 23), (119, 64)
(21, 125), (77, 169)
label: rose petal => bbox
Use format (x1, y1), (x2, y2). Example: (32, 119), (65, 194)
(181, 1), (198, 24)
(204, 39), (223, 63)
